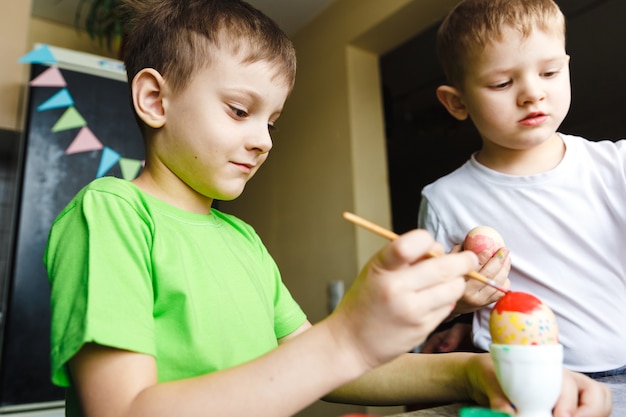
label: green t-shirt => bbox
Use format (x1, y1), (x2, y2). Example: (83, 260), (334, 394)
(45, 177), (306, 412)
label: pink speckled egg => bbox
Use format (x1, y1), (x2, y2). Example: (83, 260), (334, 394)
(464, 226), (505, 257)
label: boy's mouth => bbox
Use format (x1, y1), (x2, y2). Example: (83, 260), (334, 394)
(232, 161), (256, 174)
(519, 112), (547, 127)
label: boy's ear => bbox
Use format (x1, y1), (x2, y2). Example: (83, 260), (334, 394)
(436, 85), (469, 121)
(132, 68), (167, 128)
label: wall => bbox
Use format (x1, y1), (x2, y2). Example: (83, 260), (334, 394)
(227, 0), (458, 318)
(221, 1), (459, 415)
(27, 16), (119, 60)
(0, 0), (32, 131)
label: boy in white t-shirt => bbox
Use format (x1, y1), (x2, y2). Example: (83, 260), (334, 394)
(418, 0), (626, 377)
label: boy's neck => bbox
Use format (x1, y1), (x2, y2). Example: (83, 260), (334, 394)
(475, 133), (565, 175)
(132, 169), (215, 214)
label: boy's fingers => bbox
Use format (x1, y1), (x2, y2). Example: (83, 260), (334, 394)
(376, 229), (437, 269)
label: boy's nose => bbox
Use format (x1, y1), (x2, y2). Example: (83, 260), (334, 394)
(517, 78), (546, 105)
(249, 127), (273, 154)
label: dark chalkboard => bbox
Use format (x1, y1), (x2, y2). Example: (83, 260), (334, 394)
(1, 59), (143, 410)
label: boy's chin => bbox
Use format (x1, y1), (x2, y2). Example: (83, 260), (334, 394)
(212, 189), (245, 202)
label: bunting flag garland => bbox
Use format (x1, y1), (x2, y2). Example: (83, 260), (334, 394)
(97, 147), (121, 178)
(18, 44), (143, 180)
(119, 157), (144, 180)
(65, 127), (104, 154)
(51, 107), (87, 132)
(37, 88), (74, 111)
(18, 44), (57, 65)
(29, 66), (67, 87)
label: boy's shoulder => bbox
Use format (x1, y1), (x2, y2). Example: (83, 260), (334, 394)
(53, 176), (140, 219)
(560, 132), (626, 155)
(60, 177), (258, 238)
(423, 157), (475, 191)
(65, 176), (140, 208)
(68, 176), (135, 196)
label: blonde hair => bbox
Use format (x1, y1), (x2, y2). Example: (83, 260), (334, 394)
(437, 0), (566, 88)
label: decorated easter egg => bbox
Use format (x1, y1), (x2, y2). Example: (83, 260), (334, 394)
(464, 226), (505, 257)
(489, 291), (559, 345)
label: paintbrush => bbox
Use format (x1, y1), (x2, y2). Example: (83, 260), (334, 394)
(342, 211), (509, 294)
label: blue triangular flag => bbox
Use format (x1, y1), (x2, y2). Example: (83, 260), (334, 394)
(96, 147), (121, 178)
(18, 44), (57, 65)
(37, 88), (74, 111)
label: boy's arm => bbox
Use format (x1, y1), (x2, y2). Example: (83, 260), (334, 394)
(324, 352), (508, 407)
(69, 229), (612, 417)
(72, 321), (481, 417)
(70, 331), (612, 417)
(324, 353), (612, 417)
(70, 321), (373, 417)
(69, 229), (475, 417)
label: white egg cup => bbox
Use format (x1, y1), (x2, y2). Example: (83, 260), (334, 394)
(490, 343), (563, 417)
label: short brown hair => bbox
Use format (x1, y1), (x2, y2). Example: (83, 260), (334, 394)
(437, 0), (565, 88)
(120, 0), (297, 93)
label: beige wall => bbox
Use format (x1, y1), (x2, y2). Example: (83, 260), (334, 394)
(222, 1), (458, 416)
(3, 1), (458, 416)
(27, 16), (119, 60)
(227, 0), (458, 319)
(0, 0), (32, 130)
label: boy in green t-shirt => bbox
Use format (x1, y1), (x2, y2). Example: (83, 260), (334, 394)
(44, 1), (611, 416)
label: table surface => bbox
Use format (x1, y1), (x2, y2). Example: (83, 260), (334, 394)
(386, 374), (626, 417)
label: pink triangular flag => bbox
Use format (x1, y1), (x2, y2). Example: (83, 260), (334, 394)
(65, 127), (104, 154)
(29, 66), (67, 87)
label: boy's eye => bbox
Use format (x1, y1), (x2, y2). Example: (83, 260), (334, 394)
(490, 80), (511, 89)
(542, 70), (558, 78)
(230, 106), (248, 118)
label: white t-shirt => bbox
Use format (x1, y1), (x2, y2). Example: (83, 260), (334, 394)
(419, 133), (626, 373)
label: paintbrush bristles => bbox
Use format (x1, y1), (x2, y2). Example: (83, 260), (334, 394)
(342, 211), (509, 294)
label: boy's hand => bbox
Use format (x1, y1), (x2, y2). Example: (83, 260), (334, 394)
(452, 245), (511, 314)
(553, 370), (612, 417)
(329, 229), (478, 369)
(465, 355), (612, 417)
